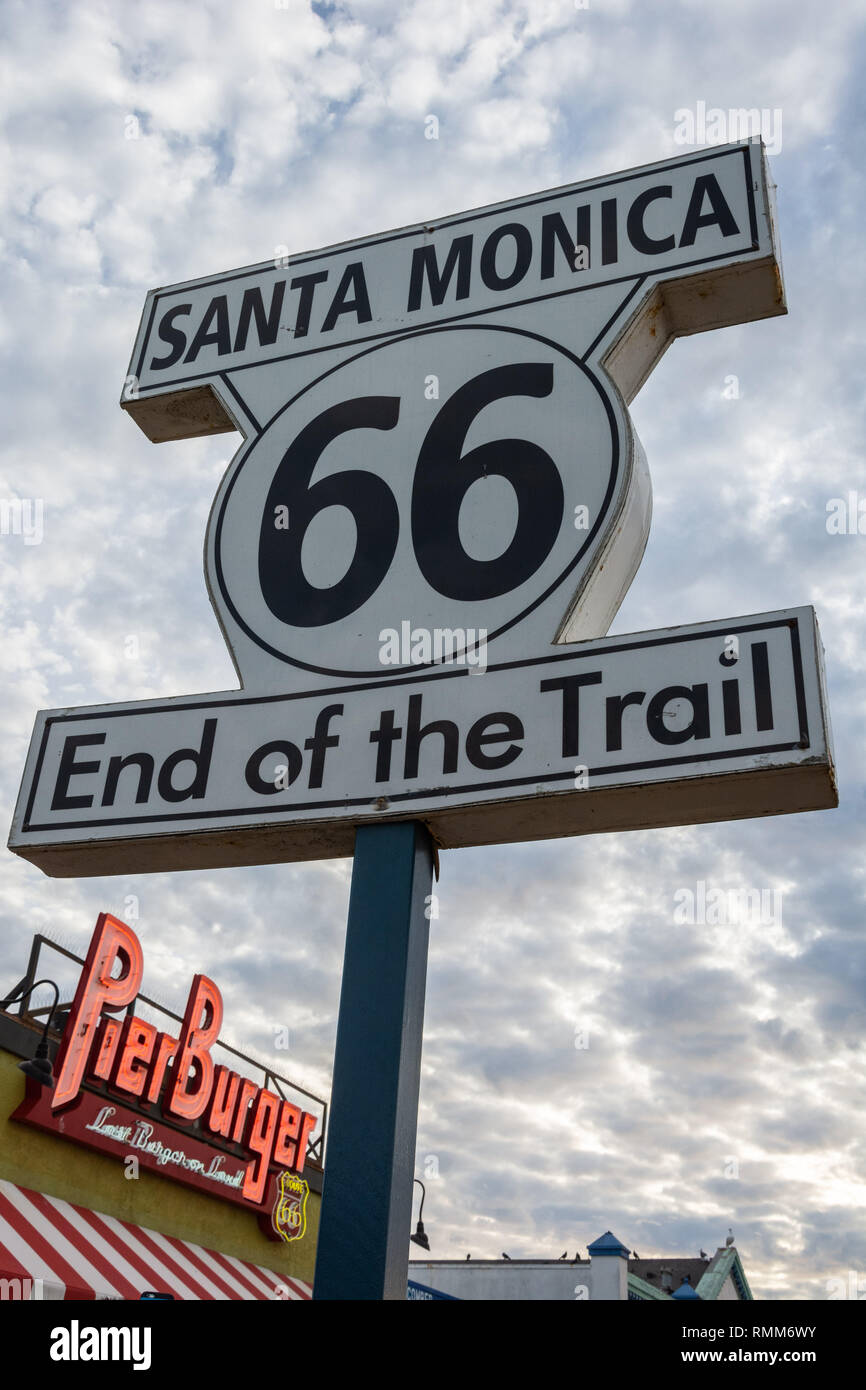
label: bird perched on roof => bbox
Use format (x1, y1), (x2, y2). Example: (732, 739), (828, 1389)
(502, 1252), (511, 1260)
(465, 1254), (471, 1261)
(700, 1249), (709, 1260)
(632, 1250), (640, 1260)
(559, 1251), (568, 1259)
(571, 1251), (582, 1263)
(725, 1228), (735, 1247)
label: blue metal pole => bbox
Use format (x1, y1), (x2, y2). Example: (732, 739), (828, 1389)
(313, 820), (434, 1300)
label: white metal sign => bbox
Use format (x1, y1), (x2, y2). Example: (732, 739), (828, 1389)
(9, 609), (835, 875)
(9, 141), (836, 877)
(123, 139), (783, 687)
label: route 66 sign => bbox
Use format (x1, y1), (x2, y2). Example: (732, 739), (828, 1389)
(271, 1172), (309, 1245)
(122, 138), (780, 687)
(209, 325), (632, 683)
(8, 141), (837, 876)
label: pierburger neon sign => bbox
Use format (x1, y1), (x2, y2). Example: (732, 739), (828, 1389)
(41, 913), (317, 1208)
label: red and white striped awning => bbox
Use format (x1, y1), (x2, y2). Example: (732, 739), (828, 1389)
(0, 1179), (311, 1301)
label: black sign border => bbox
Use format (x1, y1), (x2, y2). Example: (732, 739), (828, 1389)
(22, 616), (809, 835)
(131, 145), (759, 388)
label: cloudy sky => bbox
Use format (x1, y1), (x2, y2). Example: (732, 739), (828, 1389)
(2, 0), (865, 1301)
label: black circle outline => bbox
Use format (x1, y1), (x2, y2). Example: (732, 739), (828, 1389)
(213, 323), (621, 680)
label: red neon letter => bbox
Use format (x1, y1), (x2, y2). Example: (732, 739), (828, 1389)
(205, 1066), (241, 1139)
(111, 1016), (157, 1098)
(145, 1032), (177, 1105)
(296, 1111), (317, 1171)
(242, 1089), (280, 1204)
(231, 1078), (259, 1144)
(165, 974), (223, 1122)
(87, 1017), (122, 1082)
(272, 1101), (302, 1168)
(272, 1104), (318, 1172)
(53, 914), (143, 1110)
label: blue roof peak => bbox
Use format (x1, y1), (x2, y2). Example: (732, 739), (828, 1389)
(587, 1231), (630, 1258)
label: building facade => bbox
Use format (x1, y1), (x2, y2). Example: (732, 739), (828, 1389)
(409, 1230), (753, 1301)
(0, 919), (325, 1300)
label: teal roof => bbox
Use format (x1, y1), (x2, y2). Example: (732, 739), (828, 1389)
(627, 1247), (753, 1301)
(627, 1273), (669, 1301)
(696, 1246), (753, 1301)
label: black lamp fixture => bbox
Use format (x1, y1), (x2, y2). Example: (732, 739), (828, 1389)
(1, 979), (61, 1088)
(410, 1178), (430, 1251)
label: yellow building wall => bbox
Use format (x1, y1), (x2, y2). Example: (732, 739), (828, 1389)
(0, 1050), (319, 1289)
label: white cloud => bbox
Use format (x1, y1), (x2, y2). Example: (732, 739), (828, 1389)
(0, 0), (863, 1303)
